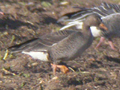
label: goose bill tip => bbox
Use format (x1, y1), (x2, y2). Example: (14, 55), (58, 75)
(99, 23), (108, 31)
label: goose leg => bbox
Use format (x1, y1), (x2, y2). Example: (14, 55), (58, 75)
(96, 37), (116, 50)
(51, 63), (69, 75)
(51, 63), (57, 75)
(96, 37), (105, 49)
(108, 40), (116, 50)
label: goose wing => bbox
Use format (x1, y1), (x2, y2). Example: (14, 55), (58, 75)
(8, 30), (76, 52)
(58, 2), (120, 23)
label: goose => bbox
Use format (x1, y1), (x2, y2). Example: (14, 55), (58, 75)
(8, 14), (107, 75)
(58, 2), (120, 50)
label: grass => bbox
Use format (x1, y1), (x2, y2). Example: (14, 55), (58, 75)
(2, 67), (16, 76)
(41, 1), (52, 7)
(2, 49), (9, 60)
(19, 72), (30, 78)
(20, 82), (26, 88)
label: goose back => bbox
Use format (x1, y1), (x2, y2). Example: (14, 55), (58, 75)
(102, 13), (120, 38)
(49, 31), (93, 61)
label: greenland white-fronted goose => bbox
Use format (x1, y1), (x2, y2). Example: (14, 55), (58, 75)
(8, 14), (107, 75)
(58, 2), (120, 50)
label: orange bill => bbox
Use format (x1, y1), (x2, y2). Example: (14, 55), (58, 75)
(99, 23), (108, 31)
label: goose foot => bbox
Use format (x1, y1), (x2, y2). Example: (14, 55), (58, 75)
(51, 63), (69, 75)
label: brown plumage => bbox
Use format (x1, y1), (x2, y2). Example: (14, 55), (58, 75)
(8, 14), (107, 75)
(58, 2), (120, 50)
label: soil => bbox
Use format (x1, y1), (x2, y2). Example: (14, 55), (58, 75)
(0, 0), (120, 90)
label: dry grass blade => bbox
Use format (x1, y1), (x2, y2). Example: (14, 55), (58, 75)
(2, 50), (9, 60)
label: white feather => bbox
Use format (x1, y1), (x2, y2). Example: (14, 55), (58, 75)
(22, 51), (49, 61)
(76, 22), (83, 29)
(90, 26), (102, 37)
(60, 21), (83, 30)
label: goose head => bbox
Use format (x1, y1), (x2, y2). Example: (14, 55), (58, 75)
(83, 14), (108, 33)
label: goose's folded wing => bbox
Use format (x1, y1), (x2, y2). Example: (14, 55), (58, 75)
(57, 9), (92, 22)
(41, 30), (76, 43)
(8, 30), (76, 52)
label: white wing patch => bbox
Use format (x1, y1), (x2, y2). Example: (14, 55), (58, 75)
(22, 51), (49, 61)
(76, 22), (83, 29)
(60, 21), (83, 30)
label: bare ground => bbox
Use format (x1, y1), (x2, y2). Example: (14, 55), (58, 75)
(0, 0), (120, 90)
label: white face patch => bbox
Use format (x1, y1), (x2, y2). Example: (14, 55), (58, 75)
(22, 51), (49, 61)
(90, 26), (102, 37)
